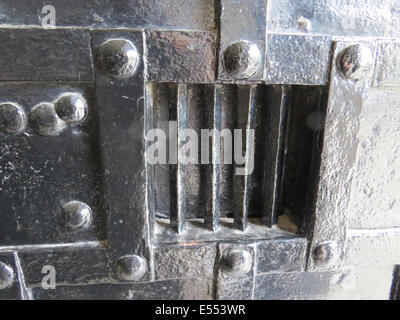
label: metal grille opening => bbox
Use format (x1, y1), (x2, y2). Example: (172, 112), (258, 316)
(146, 83), (328, 240)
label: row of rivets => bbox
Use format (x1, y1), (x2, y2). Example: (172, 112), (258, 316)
(218, 244), (336, 275)
(222, 42), (374, 82)
(0, 93), (87, 136)
(0, 262), (14, 290)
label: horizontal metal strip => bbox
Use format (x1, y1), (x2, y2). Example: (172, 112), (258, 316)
(0, 0), (215, 31)
(0, 29), (93, 82)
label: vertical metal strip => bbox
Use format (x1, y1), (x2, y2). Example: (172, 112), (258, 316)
(261, 85), (289, 227)
(92, 30), (153, 280)
(171, 84), (187, 233)
(234, 85), (256, 230)
(205, 85), (223, 231)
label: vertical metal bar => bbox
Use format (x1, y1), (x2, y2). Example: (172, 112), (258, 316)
(93, 30), (153, 280)
(170, 84), (187, 233)
(234, 85), (256, 230)
(261, 85), (290, 227)
(205, 85), (223, 231)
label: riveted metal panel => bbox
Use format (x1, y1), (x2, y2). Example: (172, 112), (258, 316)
(0, 84), (106, 245)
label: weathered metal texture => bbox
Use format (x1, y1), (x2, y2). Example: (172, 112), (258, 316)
(215, 244), (255, 300)
(92, 30), (153, 280)
(346, 87), (400, 229)
(266, 0), (400, 38)
(0, 0), (216, 31)
(254, 265), (394, 300)
(0, 29), (93, 82)
(146, 31), (217, 83)
(374, 41), (400, 87)
(307, 41), (377, 271)
(265, 34), (332, 85)
(218, 0), (266, 81)
(17, 247), (111, 288)
(0, 83), (106, 245)
(154, 244), (216, 281)
(1, 0), (400, 301)
(30, 278), (213, 300)
(344, 229), (400, 268)
(256, 238), (307, 274)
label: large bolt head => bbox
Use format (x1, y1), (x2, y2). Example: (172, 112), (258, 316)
(0, 262), (14, 290)
(116, 255), (147, 281)
(96, 39), (139, 78)
(29, 102), (66, 136)
(338, 44), (374, 81)
(221, 249), (252, 277)
(313, 241), (337, 265)
(223, 41), (262, 79)
(0, 102), (26, 134)
(55, 93), (88, 124)
(61, 201), (92, 230)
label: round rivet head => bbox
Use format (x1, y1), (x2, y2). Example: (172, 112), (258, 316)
(313, 241), (337, 265)
(338, 44), (374, 81)
(61, 201), (92, 230)
(55, 93), (88, 124)
(0, 102), (26, 134)
(221, 249), (252, 277)
(96, 39), (139, 78)
(0, 262), (14, 290)
(29, 102), (66, 136)
(223, 41), (262, 79)
(116, 255), (147, 281)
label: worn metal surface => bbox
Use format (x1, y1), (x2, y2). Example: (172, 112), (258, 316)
(92, 29), (153, 282)
(0, 83), (106, 245)
(1, 0), (400, 300)
(374, 41), (400, 87)
(146, 31), (216, 83)
(265, 34), (332, 85)
(307, 41), (377, 272)
(218, 0), (266, 81)
(0, 29), (93, 82)
(0, 0), (216, 31)
(266, 0), (400, 38)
